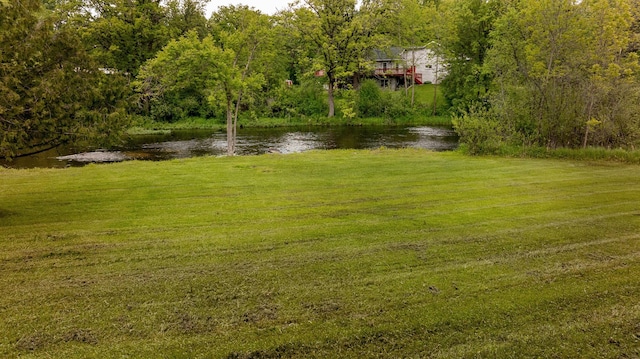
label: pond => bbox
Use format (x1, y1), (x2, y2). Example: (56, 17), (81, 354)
(1, 125), (458, 169)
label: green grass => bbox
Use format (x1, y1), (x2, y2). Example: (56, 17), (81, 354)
(128, 117), (226, 132)
(130, 84), (452, 131)
(241, 115), (452, 127)
(413, 83), (446, 111)
(134, 114), (452, 132)
(494, 145), (640, 164)
(1, 149), (639, 358)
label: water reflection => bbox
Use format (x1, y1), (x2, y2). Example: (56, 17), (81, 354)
(1, 125), (458, 168)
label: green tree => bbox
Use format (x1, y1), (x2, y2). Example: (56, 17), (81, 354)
(137, 30), (268, 155)
(385, 0), (429, 105)
(439, 0), (501, 112)
(357, 79), (383, 116)
(80, 0), (171, 77)
(289, 0), (386, 117)
(165, 0), (209, 39)
(0, 0), (127, 159)
(488, 0), (640, 149)
(209, 6), (275, 154)
(135, 32), (216, 121)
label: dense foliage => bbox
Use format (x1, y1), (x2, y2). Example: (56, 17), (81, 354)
(452, 0), (640, 151)
(0, 0), (127, 158)
(2, 0), (640, 158)
(486, 0), (640, 150)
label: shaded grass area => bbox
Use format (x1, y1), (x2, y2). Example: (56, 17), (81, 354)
(455, 143), (640, 164)
(0, 149), (639, 358)
(492, 145), (640, 164)
(412, 83), (447, 113)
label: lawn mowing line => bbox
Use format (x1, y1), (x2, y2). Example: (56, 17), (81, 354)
(2, 199), (635, 249)
(353, 231), (640, 279)
(5, 200), (634, 253)
(150, 182), (628, 220)
(407, 205), (640, 237)
(520, 251), (640, 287)
(432, 286), (640, 358)
(379, 238), (640, 295)
(501, 233), (640, 261)
(275, 183), (639, 214)
(2, 170), (633, 218)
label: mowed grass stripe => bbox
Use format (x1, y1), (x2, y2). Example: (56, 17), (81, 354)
(0, 149), (639, 358)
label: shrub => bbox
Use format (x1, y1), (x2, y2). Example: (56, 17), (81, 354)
(452, 108), (504, 155)
(357, 80), (383, 117)
(381, 90), (414, 119)
(270, 79), (328, 118)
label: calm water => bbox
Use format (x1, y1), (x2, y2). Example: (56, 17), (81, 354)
(1, 126), (458, 169)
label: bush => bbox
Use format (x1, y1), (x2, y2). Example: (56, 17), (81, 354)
(270, 79), (328, 118)
(452, 109), (504, 155)
(357, 80), (383, 117)
(381, 90), (414, 119)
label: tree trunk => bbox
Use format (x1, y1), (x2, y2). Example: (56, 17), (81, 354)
(327, 74), (335, 118)
(232, 44), (257, 154)
(404, 63), (408, 97)
(233, 95), (239, 154)
(432, 59), (439, 116)
(411, 50), (416, 107)
(226, 92), (234, 156)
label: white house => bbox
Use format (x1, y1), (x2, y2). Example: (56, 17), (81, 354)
(371, 46), (446, 90)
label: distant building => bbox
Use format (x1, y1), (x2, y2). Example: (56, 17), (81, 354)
(370, 46), (446, 90)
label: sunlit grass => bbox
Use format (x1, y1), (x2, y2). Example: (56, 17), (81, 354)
(0, 149), (639, 358)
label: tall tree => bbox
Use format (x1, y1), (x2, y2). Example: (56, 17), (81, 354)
(289, 0), (385, 117)
(386, 0), (424, 100)
(136, 25), (273, 155)
(209, 6), (275, 154)
(439, 0), (501, 112)
(165, 0), (209, 39)
(81, 0), (170, 77)
(0, 0), (127, 159)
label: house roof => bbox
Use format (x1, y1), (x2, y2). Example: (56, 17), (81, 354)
(371, 47), (404, 61)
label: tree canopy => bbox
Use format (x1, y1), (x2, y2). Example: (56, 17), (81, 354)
(485, 0), (640, 149)
(0, 0), (127, 159)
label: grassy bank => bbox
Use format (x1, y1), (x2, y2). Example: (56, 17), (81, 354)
(1, 150), (639, 358)
(128, 84), (451, 133)
(128, 114), (452, 134)
(455, 143), (640, 164)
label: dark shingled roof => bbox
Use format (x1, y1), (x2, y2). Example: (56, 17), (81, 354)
(371, 47), (404, 61)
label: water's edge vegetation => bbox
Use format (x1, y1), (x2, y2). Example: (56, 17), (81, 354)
(128, 114), (454, 134)
(1, 149), (638, 358)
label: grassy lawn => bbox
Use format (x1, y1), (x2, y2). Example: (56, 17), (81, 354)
(413, 83), (446, 111)
(1, 149), (639, 358)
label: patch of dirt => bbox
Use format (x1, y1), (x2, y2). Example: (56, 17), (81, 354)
(302, 301), (341, 318)
(241, 304), (279, 323)
(63, 329), (98, 345)
(15, 332), (52, 351)
(0, 208), (14, 219)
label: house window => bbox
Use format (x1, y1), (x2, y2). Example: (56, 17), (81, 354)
(383, 62), (387, 71)
(381, 79), (389, 88)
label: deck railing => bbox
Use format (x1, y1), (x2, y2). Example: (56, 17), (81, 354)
(374, 67), (422, 84)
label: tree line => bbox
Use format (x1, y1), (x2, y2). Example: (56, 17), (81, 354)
(2, 0), (640, 158)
